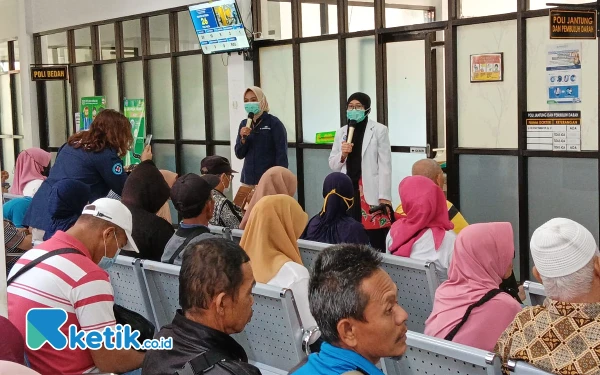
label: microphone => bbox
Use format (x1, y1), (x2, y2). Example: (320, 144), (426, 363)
(243, 112), (254, 141)
(347, 120), (357, 145)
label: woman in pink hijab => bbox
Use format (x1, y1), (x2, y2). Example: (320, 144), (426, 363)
(386, 175), (455, 280)
(424, 222), (522, 351)
(9, 148), (51, 197)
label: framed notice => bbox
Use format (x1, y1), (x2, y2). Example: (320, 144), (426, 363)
(470, 53), (503, 83)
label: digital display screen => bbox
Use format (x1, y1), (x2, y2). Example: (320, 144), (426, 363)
(188, 0), (250, 55)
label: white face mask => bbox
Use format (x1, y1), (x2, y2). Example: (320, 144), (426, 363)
(223, 174), (231, 194)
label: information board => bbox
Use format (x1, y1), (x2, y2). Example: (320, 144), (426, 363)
(526, 111), (581, 152)
(188, 0), (250, 55)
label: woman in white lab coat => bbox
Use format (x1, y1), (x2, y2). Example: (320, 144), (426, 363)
(329, 92), (392, 251)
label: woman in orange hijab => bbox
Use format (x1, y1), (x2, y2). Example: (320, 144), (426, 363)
(240, 194), (318, 341)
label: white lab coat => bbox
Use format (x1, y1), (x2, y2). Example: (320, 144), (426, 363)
(328, 119), (392, 205)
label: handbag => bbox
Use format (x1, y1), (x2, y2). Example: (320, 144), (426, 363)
(7, 248), (155, 347)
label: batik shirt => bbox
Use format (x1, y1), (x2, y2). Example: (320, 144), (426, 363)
(209, 190), (243, 229)
(495, 298), (600, 375)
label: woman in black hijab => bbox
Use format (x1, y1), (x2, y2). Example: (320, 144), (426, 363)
(328, 92), (393, 251)
(120, 160), (174, 261)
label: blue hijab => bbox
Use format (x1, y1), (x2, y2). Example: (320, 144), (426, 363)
(301, 172), (369, 245)
(43, 179), (91, 240)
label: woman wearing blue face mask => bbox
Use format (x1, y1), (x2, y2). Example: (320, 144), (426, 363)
(329, 92), (392, 252)
(235, 86), (289, 188)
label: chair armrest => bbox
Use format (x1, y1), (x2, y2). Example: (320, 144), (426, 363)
(302, 326), (320, 356)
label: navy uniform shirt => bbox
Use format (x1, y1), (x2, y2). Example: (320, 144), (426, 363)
(234, 112), (288, 185)
(24, 144), (127, 231)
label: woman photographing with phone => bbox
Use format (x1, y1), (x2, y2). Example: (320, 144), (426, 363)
(24, 109), (152, 241)
(234, 87), (288, 190)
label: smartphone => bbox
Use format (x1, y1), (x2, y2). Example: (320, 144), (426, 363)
(144, 134), (153, 146)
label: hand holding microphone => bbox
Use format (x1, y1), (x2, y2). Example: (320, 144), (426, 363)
(240, 112), (254, 143)
(341, 120), (356, 159)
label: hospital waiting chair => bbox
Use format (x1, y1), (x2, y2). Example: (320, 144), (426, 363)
(382, 331), (502, 375)
(523, 281), (546, 306)
(139, 259), (310, 374)
(506, 360), (554, 375)
(108, 256), (157, 327)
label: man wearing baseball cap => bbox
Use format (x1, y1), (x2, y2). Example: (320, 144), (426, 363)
(200, 155), (243, 229)
(161, 173), (218, 266)
(7, 198), (144, 374)
(495, 218), (600, 375)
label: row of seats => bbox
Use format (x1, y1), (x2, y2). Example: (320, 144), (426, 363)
(106, 225), (552, 375)
(108, 255), (550, 375)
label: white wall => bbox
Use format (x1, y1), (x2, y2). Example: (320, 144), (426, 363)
(0, 0), (18, 41)
(30, 0), (198, 33)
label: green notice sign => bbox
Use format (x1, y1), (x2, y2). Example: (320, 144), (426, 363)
(79, 96), (106, 131)
(124, 99), (146, 166)
(316, 131), (336, 144)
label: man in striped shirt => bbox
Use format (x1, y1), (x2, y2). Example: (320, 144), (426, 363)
(8, 198), (145, 375)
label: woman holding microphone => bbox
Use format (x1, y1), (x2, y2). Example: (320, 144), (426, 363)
(235, 87), (288, 189)
(329, 92), (392, 251)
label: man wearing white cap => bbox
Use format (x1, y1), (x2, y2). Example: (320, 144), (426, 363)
(7, 198), (145, 375)
(495, 218), (600, 375)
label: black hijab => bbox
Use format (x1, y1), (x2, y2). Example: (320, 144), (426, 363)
(346, 92), (371, 185)
(121, 160), (170, 213)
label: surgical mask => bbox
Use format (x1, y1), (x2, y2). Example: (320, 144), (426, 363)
(347, 109), (367, 123)
(223, 174), (231, 194)
(244, 102), (260, 115)
(98, 232), (122, 270)
(320, 189), (354, 215)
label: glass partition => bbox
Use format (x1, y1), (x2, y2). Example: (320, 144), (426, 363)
(460, 0), (516, 18)
(178, 55), (206, 140)
(182, 144), (207, 174)
(99, 24), (116, 60)
(349, 0), (375, 32)
(0, 75), (11, 134)
(46, 81), (68, 147)
(74, 66), (94, 106)
(178, 11), (201, 52)
(260, 45), (295, 142)
(41, 33), (69, 64)
(149, 59), (174, 139)
(123, 20), (142, 57)
(149, 15), (171, 55)
(210, 55), (230, 141)
(153, 143), (177, 172)
(387, 40), (426, 147)
(74, 27), (92, 62)
(123, 61), (144, 100)
(346, 36), (377, 121)
(301, 1), (337, 37)
(303, 149), (333, 217)
(459, 155), (520, 278)
(100, 64), (118, 110)
(301, 40), (339, 143)
(267, 0), (293, 40)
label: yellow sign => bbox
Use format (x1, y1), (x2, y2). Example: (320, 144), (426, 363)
(470, 53), (503, 83)
(30, 66), (68, 81)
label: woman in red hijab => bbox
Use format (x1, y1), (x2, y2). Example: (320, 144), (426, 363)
(386, 175), (456, 282)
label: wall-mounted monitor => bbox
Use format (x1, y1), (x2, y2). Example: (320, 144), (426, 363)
(188, 0), (250, 55)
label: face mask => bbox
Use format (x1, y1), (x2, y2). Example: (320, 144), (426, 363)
(98, 232), (122, 270)
(223, 174), (231, 194)
(244, 102), (260, 115)
(347, 109), (367, 123)
(320, 189), (354, 215)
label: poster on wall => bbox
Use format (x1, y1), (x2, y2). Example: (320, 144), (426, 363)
(470, 53), (503, 83)
(547, 43), (582, 104)
(79, 96), (106, 131)
(526, 111), (581, 152)
(124, 99), (146, 166)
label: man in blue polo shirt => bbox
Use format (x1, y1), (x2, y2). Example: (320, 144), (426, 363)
(293, 244), (409, 375)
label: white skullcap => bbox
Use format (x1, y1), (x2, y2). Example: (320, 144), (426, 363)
(530, 218), (597, 278)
